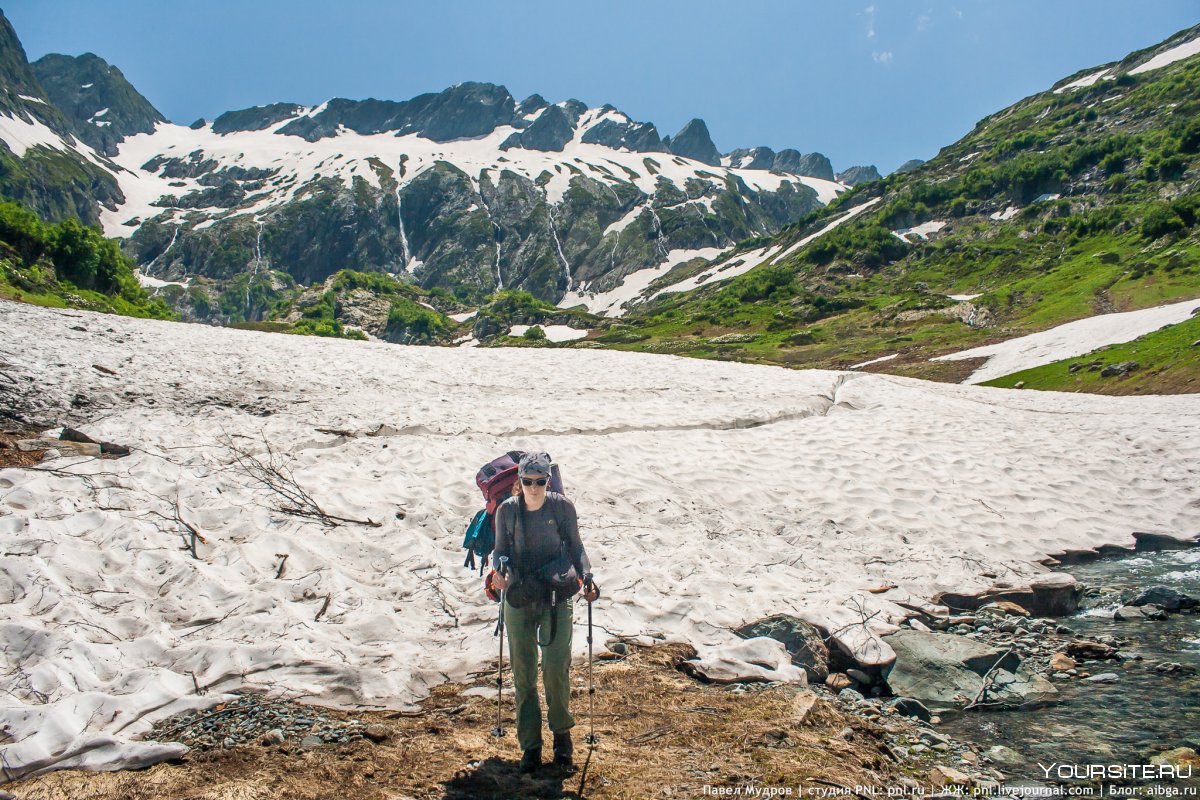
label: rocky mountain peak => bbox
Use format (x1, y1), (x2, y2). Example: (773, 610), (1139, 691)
(31, 51), (166, 156)
(212, 103), (305, 135)
(836, 165), (882, 186)
(667, 118), (721, 166)
(893, 158), (925, 175)
(500, 103), (575, 152)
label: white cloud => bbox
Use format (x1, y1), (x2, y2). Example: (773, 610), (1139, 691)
(872, 51), (894, 64)
(916, 13), (932, 32)
(864, 4), (877, 38)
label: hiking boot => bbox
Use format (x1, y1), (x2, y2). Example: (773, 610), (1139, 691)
(519, 747), (542, 774)
(553, 731), (573, 766)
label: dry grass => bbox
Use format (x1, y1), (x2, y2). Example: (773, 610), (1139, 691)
(7, 644), (915, 800)
(0, 427), (45, 467)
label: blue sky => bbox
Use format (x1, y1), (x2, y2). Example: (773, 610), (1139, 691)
(5, 1), (1197, 173)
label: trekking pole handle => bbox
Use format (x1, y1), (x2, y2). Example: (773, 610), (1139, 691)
(497, 555), (509, 577)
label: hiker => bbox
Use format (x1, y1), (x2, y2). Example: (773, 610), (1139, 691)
(490, 451), (599, 773)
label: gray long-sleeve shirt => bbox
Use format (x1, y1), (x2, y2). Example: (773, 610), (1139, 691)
(493, 492), (592, 579)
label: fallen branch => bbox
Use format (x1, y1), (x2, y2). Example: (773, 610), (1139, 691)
(965, 648), (1015, 710)
(315, 592), (332, 621)
(224, 434), (379, 528)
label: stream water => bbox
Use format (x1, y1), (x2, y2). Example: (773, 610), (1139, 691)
(941, 548), (1200, 787)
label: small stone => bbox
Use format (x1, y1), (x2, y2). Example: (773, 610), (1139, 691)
(261, 729), (285, 746)
(825, 673), (852, 691)
(838, 688), (865, 703)
(987, 745), (1023, 765)
(301, 735), (323, 748)
(846, 668), (873, 685)
(609, 642), (628, 655)
(931, 765), (973, 788)
(962, 751), (979, 764)
(1085, 672), (1119, 683)
(920, 730), (949, 746)
(912, 744), (929, 753)
(223, 737), (236, 748)
(929, 716), (941, 724)
(364, 724), (390, 743)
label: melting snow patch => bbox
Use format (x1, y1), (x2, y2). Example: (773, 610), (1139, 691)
(1054, 69), (1112, 94)
(1130, 37), (1200, 75)
(849, 353), (899, 370)
(893, 220), (947, 242)
(1033, 193), (1061, 203)
(18, 94), (46, 105)
(135, 271), (189, 289)
(946, 294), (982, 302)
(990, 206), (1021, 221)
(0, 113), (72, 158)
(449, 311), (477, 322)
(932, 297), (1200, 384)
(508, 324), (588, 342)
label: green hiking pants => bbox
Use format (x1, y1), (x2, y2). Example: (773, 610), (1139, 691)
(504, 596), (574, 752)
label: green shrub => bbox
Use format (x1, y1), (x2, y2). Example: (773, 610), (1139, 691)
(1142, 204), (1185, 239)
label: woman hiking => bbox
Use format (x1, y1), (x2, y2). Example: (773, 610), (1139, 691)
(490, 451), (599, 774)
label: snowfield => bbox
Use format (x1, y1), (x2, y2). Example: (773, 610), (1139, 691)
(933, 297), (1200, 383)
(1, 300), (1199, 780)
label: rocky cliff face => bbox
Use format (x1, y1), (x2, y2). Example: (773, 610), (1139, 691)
(31, 52), (165, 156)
(103, 88), (842, 308)
(836, 165), (883, 185)
(0, 12), (124, 225)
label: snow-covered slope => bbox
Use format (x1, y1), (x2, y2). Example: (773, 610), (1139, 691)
(933, 297), (1200, 383)
(2, 300), (1199, 780)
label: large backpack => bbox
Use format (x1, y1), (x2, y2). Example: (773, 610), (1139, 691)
(462, 450), (564, 572)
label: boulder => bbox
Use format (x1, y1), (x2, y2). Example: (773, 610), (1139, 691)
(736, 615), (829, 682)
(1129, 586), (1198, 613)
(935, 573), (1081, 617)
(1049, 653), (1076, 672)
(1116, 603), (1167, 621)
(1066, 640), (1118, 660)
(882, 630), (1056, 712)
(887, 697), (932, 722)
(680, 637), (808, 685)
(1029, 574), (1083, 616)
(1100, 361), (1139, 378)
(977, 601), (1030, 618)
(826, 621), (897, 669)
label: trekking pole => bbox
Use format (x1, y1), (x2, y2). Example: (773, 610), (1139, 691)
(492, 556), (509, 739)
(583, 573), (599, 746)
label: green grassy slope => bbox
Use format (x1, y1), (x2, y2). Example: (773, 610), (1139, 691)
(585, 26), (1200, 393)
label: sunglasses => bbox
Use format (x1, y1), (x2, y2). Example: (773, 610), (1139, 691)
(520, 477), (549, 487)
